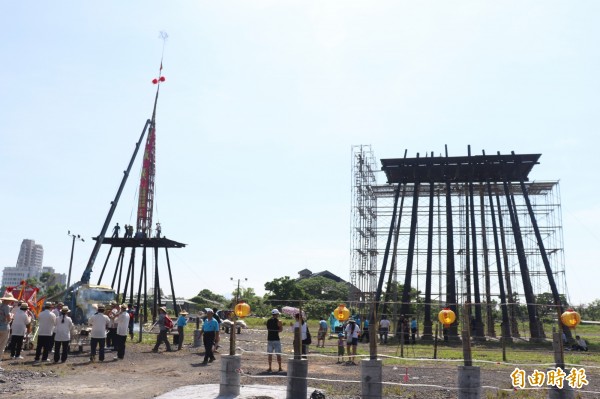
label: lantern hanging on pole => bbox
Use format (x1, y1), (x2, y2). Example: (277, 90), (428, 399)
(438, 307), (456, 327)
(234, 301), (251, 318)
(560, 308), (581, 329)
(334, 304), (350, 322)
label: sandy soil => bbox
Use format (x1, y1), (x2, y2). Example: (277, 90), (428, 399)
(1, 327), (598, 398)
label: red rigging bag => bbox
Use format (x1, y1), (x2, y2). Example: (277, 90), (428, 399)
(164, 315), (174, 329)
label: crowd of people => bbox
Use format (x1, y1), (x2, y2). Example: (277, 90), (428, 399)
(0, 293), (137, 370)
(2, 298), (593, 375)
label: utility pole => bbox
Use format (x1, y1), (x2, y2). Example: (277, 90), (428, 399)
(229, 277), (247, 356)
(67, 231), (85, 288)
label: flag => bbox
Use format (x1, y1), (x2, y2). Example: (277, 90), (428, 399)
(35, 296), (46, 317)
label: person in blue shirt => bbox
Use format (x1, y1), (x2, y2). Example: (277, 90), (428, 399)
(201, 309), (220, 364)
(410, 317), (417, 344)
(176, 310), (188, 351)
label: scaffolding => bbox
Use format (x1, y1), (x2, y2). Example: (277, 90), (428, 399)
(350, 146), (568, 340)
(350, 145), (379, 301)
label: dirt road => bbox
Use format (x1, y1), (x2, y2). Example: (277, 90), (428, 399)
(1, 327), (597, 398)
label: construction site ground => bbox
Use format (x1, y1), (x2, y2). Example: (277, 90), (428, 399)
(1, 326), (598, 398)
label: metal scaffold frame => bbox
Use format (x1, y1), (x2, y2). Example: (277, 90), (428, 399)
(350, 145), (379, 302)
(350, 145), (568, 341)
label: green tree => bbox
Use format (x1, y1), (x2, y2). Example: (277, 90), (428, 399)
(189, 289), (227, 309)
(229, 287), (269, 316)
(46, 284), (65, 299)
(264, 276), (305, 306)
(26, 277), (39, 287)
(581, 299), (600, 321)
(535, 292), (569, 320)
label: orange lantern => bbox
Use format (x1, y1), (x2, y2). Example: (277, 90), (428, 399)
(334, 304), (350, 322)
(560, 308), (581, 329)
(234, 301), (251, 318)
(438, 307), (456, 327)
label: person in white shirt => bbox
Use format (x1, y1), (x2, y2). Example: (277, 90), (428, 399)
(88, 304), (110, 362)
(10, 303), (31, 359)
(54, 306), (74, 363)
(379, 315), (391, 344)
(34, 302), (56, 363)
(114, 304), (130, 360)
(344, 318), (361, 365)
(106, 302), (119, 349)
(291, 313), (309, 359)
(573, 335), (588, 352)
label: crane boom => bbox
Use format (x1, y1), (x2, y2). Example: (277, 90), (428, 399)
(80, 119), (152, 285)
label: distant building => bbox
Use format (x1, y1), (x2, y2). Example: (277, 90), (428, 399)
(1, 267), (31, 287)
(16, 239), (43, 272)
(41, 266), (67, 286)
(296, 269), (361, 301)
(1, 239), (64, 288)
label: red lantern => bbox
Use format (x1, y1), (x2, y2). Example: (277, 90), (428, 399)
(159, 76), (166, 82)
(234, 302), (251, 318)
(438, 308), (456, 327)
(334, 304), (350, 322)
(152, 78), (158, 84)
(560, 309), (581, 329)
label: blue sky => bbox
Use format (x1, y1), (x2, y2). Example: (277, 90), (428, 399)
(1, 2), (599, 304)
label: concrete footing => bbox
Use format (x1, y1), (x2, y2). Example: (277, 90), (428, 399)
(361, 358), (382, 399)
(286, 358), (308, 399)
(219, 355), (241, 396)
(547, 368), (574, 399)
(457, 366), (481, 399)
(193, 330), (202, 347)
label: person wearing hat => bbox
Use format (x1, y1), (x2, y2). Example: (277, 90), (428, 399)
(89, 304), (110, 362)
(344, 318), (361, 365)
(34, 302), (57, 363)
(0, 293), (15, 370)
(201, 309), (219, 364)
(266, 309), (283, 373)
(176, 310), (189, 351)
(106, 301), (119, 350)
(54, 306), (74, 363)
(10, 302), (31, 360)
(152, 306), (173, 353)
(114, 304), (130, 360)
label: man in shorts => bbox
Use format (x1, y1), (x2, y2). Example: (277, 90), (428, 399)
(266, 309), (283, 373)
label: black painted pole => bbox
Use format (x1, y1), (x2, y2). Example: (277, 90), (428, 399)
(422, 182), (435, 340)
(468, 181), (484, 338)
(486, 181), (511, 340)
(400, 180), (420, 317)
(503, 181), (540, 340)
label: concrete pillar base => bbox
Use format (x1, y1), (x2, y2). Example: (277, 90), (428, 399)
(219, 355), (241, 396)
(193, 330), (202, 347)
(547, 368), (574, 399)
(286, 358), (308, 399)
(458, 365), (481, 399)
(361, 358), (382, 399)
